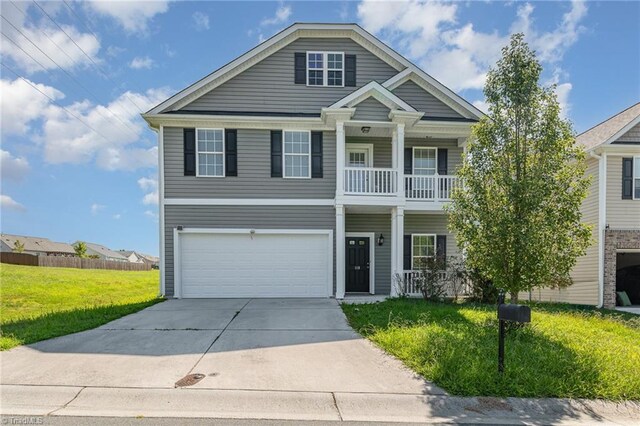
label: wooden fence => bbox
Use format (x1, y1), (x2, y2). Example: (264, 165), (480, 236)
(1, 252), (151, 271)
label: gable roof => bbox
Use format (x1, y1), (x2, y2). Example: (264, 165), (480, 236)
(328, 81), (417, 112)
(146, 23), (483, 121)
(81, 242), (128, 260)
(0, 234), (75, 254)
(577, 102), (640, 150)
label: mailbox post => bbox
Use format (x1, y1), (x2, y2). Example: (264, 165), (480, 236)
(497, 292), (531, 373)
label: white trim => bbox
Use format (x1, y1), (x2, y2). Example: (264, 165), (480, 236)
(604, 115), (640, 146)
(164, 198), (335, 206)
(617, 248), (640, 253)
(329, 81), (416, 112)
(410, 233), (436, 269)
(306, 51), (345, 87)
(595, 151), (607, 308)
(158, 125), (165, 297)
(195, 128), (225, 177)
(142, 113), (328, 130)
(633, 156), (640, 200)
(346, 232), (376, 295)
(412, 146), (438, 175)
(173, 228), (334, 299)
(346, 143), (374, 167)
(336, 205), (346, 299)
(282, 129), (312, 179)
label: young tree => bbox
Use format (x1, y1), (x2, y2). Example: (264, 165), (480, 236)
(73, 241), (88, 258)
(447, 33), (591, 302)
(12, 240), (25, 253)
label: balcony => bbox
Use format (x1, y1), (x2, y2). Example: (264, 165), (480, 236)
(405, 175), (460, 201)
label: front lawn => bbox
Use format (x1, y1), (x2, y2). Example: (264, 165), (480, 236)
(1, 264), (162, 350)
(342, 299), (640, 400)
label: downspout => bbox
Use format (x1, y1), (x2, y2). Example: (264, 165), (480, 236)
(590, 151), (606, 308)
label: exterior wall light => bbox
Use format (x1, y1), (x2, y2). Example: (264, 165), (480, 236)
(377, 233), (384, 246)
(361, 126), (371, 134)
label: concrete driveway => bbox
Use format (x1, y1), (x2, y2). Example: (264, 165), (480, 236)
(0, 298), (434, 394)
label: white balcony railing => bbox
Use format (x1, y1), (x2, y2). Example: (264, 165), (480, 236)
(344, 167), (397, 195)
(405, 175), (460, 201)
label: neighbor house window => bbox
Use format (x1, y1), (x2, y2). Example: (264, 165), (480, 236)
(635, 156), (640, 199)
(196, 129), (224, 177)
(412, 234), (435, 269)
(283, 130), (311, 178)
(307, 52), (344, 87)
(413, 148), (437, 175)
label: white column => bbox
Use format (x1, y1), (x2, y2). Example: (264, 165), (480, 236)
(390, 207), (397, 295)
(336, 122), (345, 197)
(396, 123), (405, 198)
(396, 205), (404, 278)
(336, 204), (346, 299)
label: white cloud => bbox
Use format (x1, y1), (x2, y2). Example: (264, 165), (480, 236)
(1, 195), (26, 212)
(90, 203), (104, 215)
(192, 11), (210, 31)
(472, 99), (489, 115)
(144, 209), (159, 222)
(129, 56), (154, 70)
(113, 213), (121, 220)
(138, 176), (158, 205)
(0, 2), (101, 74)
(261, 4), (292, 26)
(1, 149), (30, 181)
(84, 0), (170, 34)
(0, 78), (64, 135)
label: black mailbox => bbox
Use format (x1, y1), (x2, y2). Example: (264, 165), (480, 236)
(498, 304), (531, 323)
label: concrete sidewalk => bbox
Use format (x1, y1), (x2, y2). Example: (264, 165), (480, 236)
(2, 384), (639, 424)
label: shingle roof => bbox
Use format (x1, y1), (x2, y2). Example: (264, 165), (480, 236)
(577, 102), (640, 150)
(81, 242), (128, 260)
(1, 234), (75, 254)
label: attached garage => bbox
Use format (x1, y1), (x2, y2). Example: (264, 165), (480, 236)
(174, 228), (333, 298)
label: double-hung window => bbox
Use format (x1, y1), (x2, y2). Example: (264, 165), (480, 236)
(283, 130), (311, 178)
(635, 156), (640, 199)
(412, 234), (435, 269)
(413, 148), (437, 175)
(307, 52), (344, 87)
(196, 129), (224, 177)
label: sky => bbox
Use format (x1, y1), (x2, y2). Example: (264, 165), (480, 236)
(1, 0), (639, 256)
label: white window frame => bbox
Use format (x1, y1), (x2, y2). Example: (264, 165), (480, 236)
(412, 147), (438, 176)
(195, 128), (225, 178)
(411, 233), (436, 270)
(306, 51), (344, 87)
(634, 156), (640, 200)
(282, 130), (312, 179)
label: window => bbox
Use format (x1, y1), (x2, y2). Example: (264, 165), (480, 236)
(635, 156), (640, 199)
(307, 52), (344, 87)
(413, 148), (437, 175)
(196, 129), (224, 177)
(283, 130), (311, 178)
(412, 234), (435, 269)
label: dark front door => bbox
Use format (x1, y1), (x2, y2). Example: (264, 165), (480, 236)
(346, 237), (370, 292)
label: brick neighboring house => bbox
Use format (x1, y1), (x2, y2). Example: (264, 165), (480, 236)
(0, 234), (75, 257)
(531, 103), (640, 308)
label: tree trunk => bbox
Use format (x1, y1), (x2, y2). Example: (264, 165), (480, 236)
(510, 291), (519, 303)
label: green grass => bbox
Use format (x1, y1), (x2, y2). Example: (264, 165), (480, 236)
(1, 264), (163, 350)
(341, 298), (640, 400)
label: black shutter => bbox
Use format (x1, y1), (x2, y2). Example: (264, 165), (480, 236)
(183, 128), (196, 176)
(271, 131), (283, 177)
(404, 148), (413, 174)
(622, 157), (633, 199)
(311, 131), (323, 178)
(294, 52), (306, 84)
(345, 54), (356, 87)
(437, 149), (448, 175)
(225, 129), (237, 177)
(436, 235), (447, 266)
(403, 235), (412, 270)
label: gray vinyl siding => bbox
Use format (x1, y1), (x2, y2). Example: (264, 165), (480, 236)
(392, 81), (463, 119)
(530, 157), (600, 305)
(405, 138), (463, 174)
(164, 205), (336, 297)
(164, 127), (336, 199)
(404, 213), (459, 260)
(606, 155), (640, 229)
(614, 123), (640, 143)
(352, 98), (390, 121)
(181, 38), (399, 114)
(346, 137), (392, 168)
(345, 214), (392, 295)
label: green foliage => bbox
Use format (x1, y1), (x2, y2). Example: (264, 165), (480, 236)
(447, 34), (591, 301)
(12, 240), (25, 253)
(0, 264), (162, 350)
(342, 299), (640, 399)
(73, 241), (88, 258)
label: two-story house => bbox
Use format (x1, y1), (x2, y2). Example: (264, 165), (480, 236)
(530, 103), (640, 308)
(143, 23), (484, 299)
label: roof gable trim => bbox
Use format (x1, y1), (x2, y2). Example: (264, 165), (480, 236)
(328, 81), (416, 112)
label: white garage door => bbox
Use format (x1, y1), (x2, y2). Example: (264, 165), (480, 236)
(177, 230), (333, 298)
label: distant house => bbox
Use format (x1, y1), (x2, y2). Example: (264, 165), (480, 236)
(0, 234), (75, 257)
(137, 253), (160, 267)
(80, 242), (129, 262)
(118, 250), (144, 263)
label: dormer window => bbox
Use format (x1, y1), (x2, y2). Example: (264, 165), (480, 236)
(307, 52), (344, 87)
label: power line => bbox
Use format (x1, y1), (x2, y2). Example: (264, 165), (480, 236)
(31, 0), (146, 114)
(1, 61), (118, 147)
(0, 14), (141, 139)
